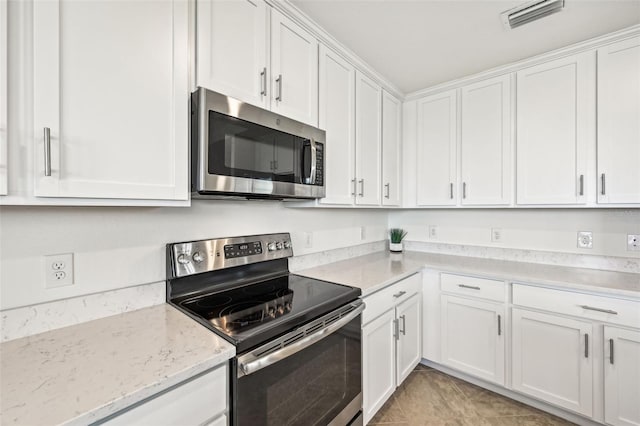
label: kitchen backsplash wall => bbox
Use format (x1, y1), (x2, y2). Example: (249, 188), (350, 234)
(390, 208), (640, 263)
(0, 202), (388, 310)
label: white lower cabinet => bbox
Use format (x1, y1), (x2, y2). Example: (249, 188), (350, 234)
(441, 295), (505, 385)
(604, 326), (640, 426)
(362, 274), (422, 424)
(511, 308), (594, 417)
(102, 364), (228, 425)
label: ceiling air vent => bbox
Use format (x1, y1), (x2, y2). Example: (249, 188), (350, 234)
(501, 0), (565, 30)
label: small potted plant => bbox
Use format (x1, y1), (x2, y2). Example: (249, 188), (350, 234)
(389, 228), (407, 253)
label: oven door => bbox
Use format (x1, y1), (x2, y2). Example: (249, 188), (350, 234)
(233, 302), (364, 426)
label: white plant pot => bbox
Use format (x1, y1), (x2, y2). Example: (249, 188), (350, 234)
(389, 242), (403, 253)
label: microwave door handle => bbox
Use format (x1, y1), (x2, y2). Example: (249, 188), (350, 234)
(310, 139), (317, 185)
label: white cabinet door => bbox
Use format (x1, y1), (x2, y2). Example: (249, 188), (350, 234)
(270, 10), (318, 126)
(516, 52), (592, 205)
(440, 295), (505, 385)
(32, 0), (188, 201)
(460, 75), (511, 206)
(0, 0), (6, 195)
(382, 90), (402, 206)
(604, 326), (640, 426)
(416, 90), (457, 206)
(196, 0), (268, 109)
(318, 44), (355, 206)
(396, 292), (421, 385)
(363, 308), (396, 425)
(597, 36), (640, 205)
(355, 71), (381, 206)
(512, 308), (593, 417)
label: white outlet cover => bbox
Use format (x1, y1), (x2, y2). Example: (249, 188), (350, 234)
(492, 228), (502, 242)
(428, 226), (438, 240)
(45, 253), (74, 288)
(628, 234), (640, 251)
(577, 231), (593, 249)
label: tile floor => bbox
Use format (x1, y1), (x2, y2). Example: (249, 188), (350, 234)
(369, 364), (576, 425)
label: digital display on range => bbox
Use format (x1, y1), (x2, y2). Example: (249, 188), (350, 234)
(224, 241), (262, 259)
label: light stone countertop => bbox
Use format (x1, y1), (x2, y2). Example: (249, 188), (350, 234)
(0, 304), (235, 426)
(296, 251), (640, 299)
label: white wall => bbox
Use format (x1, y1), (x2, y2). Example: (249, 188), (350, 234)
(0, 202), (388, 310)
(389, 208), (640, 259)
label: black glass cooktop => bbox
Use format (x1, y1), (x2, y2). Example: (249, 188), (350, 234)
(176, 274), (360, 352)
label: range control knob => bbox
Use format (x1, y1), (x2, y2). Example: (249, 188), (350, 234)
(192, 252), (204, 263)
(177, 253), (190, 265)
(268, 242), (277, 252)
(276, 242), (284, 250)
(283, 240), (291, 249)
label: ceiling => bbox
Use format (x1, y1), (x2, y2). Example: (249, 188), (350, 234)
(291, 0), (640, 94)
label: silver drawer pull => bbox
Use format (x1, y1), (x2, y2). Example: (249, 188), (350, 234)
(584, 333), (589, 358)
(609, 338), (614, 365)
(393, 291), (406, 298)
(43, 127), (51, 176)
(579, 305), (618, 315)
(458, 284), (481, 290)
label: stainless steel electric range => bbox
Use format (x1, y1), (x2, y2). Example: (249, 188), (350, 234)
(167, 233), (364, 426)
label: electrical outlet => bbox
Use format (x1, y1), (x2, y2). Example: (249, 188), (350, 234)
(577, 231), (593, 249)
(45, 253), (74, 288)
(492, 228), (502, 242)
(303, 232), (313, 249)
(628, 234), (640, 251)
(429, 226), (438, 240)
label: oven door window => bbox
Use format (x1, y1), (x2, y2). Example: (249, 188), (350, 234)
(236, 316), (361, 426)
(208, 111), (306, 183)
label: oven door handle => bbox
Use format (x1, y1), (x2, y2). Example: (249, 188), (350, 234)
(237, 301), (365, 378)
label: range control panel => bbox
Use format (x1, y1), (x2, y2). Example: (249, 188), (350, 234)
(224, 241), (263, 259)
(169, 233), (293, 278)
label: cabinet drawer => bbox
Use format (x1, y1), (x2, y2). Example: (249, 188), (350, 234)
(362, 273), (421, 326)
(513, 284), (640, 328)
(104, 364), (227, 425)
(440, 273), (505, 302)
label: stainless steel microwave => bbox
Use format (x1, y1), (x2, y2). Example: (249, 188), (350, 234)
(191, 88), (325, 200)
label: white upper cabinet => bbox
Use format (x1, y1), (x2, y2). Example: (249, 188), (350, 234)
(270, 10), (318, 126)
(0, 0), (6, 195)
(597, 36), (640, 205)
(318, 45), (356, 205)
(196, 0), (268, 109)
(516, 52), (593, 205)
(460, 75), (512, 206)
(382, 90), (402, 206)
(196, 1), (318, 126)
(32, 0), (189, 201)
(416, 90), (457, 206)
(355, 71), (382, 206)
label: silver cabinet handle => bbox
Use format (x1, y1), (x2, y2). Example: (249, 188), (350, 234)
(601, 173), (606, 195)
(43, 127), (51, 176)
(585, 334), (589, 358)
(462, 182), (467, 199)
(358, 179), (364, 197)
(449, 182), (454, 199)
(275, 74), (282, 101)
(458, 284), (481, 290)
(260, 67), (267, 96)
(579, 305), (618, 315)
(609, 338), (614, 365)
(497, 314), (502, 336)
(579, 174), (584, 196)
(400, 314), (406, 336)
(384, 183), (390, 199)
(351, 178), (356, 196)
(393, 291), (406, 298)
